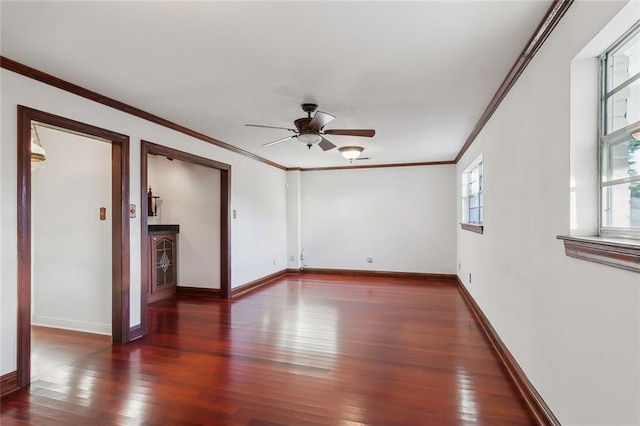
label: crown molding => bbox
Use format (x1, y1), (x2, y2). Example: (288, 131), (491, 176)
(1, 56), (286, 171)
(454, 0), (574, 163)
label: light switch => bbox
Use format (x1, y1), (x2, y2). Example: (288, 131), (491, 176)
(99, 207), (106, 221)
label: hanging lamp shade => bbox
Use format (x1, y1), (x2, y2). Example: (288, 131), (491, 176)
(31, 124), (46, 170)
(338, 146), (364, 162)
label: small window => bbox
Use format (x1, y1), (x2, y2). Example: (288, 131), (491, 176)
(600, 22), (640, 239)
(462, 155), (483, 225)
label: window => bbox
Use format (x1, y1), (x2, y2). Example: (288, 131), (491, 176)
(600, 22), (640, 239)
(461, 155), (483, 232)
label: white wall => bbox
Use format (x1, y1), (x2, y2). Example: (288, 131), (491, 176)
(148, 155), (221, 289)
(286, 170), (302, 269)
(32, 127), (112, 334)
(1, 69), (288, 376)
(456, 1), (640, 424)
(301, 165), (456, 274)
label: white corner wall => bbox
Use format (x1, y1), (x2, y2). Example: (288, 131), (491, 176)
(32, 127), (112, 335)
(456, 1), (640, 424)
(1, 69), (288, 376)
(286, 170), (302, 269)
(301, 165), (456, 273)
(148, 155), (221, 289)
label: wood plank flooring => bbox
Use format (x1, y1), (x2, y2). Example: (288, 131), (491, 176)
(1, 274), (537, 425)
(31, 326), (112, 382)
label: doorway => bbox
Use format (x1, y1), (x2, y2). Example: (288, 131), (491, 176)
(140, 141), (231, 335)
(30, 125), (114, 380)
(16, 106), (130, 388)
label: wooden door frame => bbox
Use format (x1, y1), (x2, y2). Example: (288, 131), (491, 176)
(139, 141), (231, 335)
(16, 106), (130, 388)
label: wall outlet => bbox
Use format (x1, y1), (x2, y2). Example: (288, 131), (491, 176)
(366, 257), (373, 263)
(458, 262), (461, 270)
(469, 273), (472, 283)
(272, 258), (276, 265)
(289, 255), (295, 262)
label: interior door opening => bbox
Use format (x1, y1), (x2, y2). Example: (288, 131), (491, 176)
(16, 106), (130, 389)
(140, 141), (230, 337)
(30, 124), (114, 381)
(146, 154), (221, 303)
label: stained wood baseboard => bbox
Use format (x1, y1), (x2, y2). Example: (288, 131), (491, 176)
(176, 286), (221, 298)
(455, 277), (560, 426)
(128, 324), (143, 341)
(299, 268), (456, 281)
(231, 269), (289, 298)
(1, 370), (18, 397)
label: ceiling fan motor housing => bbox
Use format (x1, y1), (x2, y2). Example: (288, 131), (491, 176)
(294, 117), (314, 133)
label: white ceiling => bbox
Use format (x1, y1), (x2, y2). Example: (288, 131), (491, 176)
(1, 1), (551, 169)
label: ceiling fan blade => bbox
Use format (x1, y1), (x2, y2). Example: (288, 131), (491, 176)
(262, 135), (296, 147)
(318, 137), (337, 151)
(309, 111), (335, 130)
(323, 129), (376, 137)
(246, 124), (297, 132)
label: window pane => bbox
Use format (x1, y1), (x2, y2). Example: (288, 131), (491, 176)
(469, 207), (480, 223)
(462, 155), (483, 225)
(469, 195), (479, 208)
(602, 183), (640, 228)
(608, 31), (640, 89)
(606, 79), (640, 133)
(605, 139), (640, 182)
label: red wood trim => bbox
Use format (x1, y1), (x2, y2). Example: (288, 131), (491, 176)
(455, 277), (560, 425)
(454, 0), (574, 163)
(556, 235), (640, 273)
(220, 169), (231, 299)
(112, 134), (131, 344)
(1, 371), (18, 397)
(300, 268), (457, 281)
(176, 287), (222, 298)
(16, 107), (32, 388)
(128, 324), (144, 341)
(231, 269), (289, 298)
(1, 56), (286, 171)
(16, 106), (130, 389)
(460, 223), (484, 234)
(140, 143), (149, 337)
(297, 160), (455, 172)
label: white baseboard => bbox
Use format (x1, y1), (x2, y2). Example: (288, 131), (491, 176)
(31, 316), (111, 335)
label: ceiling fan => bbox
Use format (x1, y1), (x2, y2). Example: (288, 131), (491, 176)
(245, 103), (375, 151)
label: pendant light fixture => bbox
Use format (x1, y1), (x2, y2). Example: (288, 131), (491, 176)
(31, 124), (46, 170)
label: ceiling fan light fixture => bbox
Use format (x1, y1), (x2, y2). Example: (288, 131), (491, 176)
(298, 132), (322, 145)
(339, 146), (364, 161)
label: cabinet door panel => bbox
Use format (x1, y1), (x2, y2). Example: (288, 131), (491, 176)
(149, 233), (177, 303)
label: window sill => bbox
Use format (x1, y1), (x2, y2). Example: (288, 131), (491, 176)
(556, 235), (640, 273)
(460, 223), (484, 234)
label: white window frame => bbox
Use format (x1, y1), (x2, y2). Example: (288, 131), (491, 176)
(461, 154), (483, 226)
(599, 21), (640, 240)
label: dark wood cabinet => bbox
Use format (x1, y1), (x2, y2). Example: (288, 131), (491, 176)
(148, 225), (179, 303)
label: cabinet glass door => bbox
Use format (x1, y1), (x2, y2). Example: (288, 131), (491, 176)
(154, 237), (175, 288)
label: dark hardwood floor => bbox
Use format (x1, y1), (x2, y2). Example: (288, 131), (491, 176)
(2, 274), (536, 425)
(31, 326), (112, 382)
